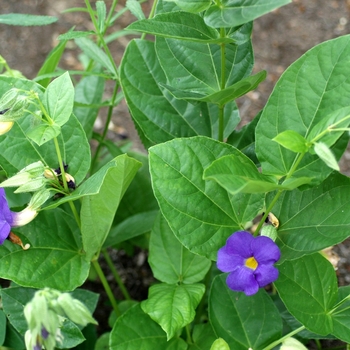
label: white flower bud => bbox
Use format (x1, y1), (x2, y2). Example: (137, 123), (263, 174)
(12, 207), (38, 227)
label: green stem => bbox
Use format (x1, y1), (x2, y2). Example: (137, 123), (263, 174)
(53, 137), (69, 191)
(92, 259), (121, 317)
(141, 0), (159, 40)
(185, 324), (192, 344)
(262, 325), (305, 350)
(218, 27), (227, 142)
(102, 249), (131, 301)
(254, 151), (306, 235)
(254, 190), (282, 235)
(90, 81), (119, 174)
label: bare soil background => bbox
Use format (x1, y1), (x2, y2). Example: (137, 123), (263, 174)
(2, 1), (350, 348)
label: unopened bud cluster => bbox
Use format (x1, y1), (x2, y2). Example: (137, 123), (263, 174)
(24, 288), (97, 350)
(0, 88), (30, 135)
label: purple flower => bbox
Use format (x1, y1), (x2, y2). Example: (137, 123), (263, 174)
(0, 188), (14, 244)
(0, 188), (37, 246)
(217, 231), (281, 296)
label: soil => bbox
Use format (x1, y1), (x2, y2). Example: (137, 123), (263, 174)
(2, 1), (350, 349)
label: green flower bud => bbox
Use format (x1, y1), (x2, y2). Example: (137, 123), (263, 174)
(28, 189), (51, 210)
(261, 225), (278, 241)
(0, 88), (19, 111)
(0, 161), (45, 189)
(15, 177), (47, 193)
(57, 293), (97, 326)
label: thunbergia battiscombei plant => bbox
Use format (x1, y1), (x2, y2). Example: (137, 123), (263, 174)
(2, 0), (350, 349)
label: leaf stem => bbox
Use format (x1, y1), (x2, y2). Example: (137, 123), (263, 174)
(262, 325), (305, 350)
(218, 27), (227, 142)
(90, 81), (119, 174)
(92, 259), (121, 317)
(102, 248), (131, 301)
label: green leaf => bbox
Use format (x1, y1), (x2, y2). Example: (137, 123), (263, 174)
(210, 338), (230, 350)
(174, 0), (211, 13)
(256, 35), (350, 184)
(96, 1), (106, 33)
(314, 142), (340, 171)
(275, 254), (338, 335)
(58, 31), (95, 41)
(209, 275), (282, 349)
(204, 0), (292, 28)
(26, 123), (61, 146)
(331, 286), (350, 343)
(73, 72), (105, 138)
(104, 210), (158, 247)
(0, 209), (90, 290)
(126, 0), (146, 20)
(270, 172), (350, 260)
(120, 40), (210, 146)
(306, 106), (350, 147)
(44, 71), (74, 127)
(149, 214), (211, 284)
(0, 13), (57, 26)
(127, 12), (226, 43)
(36, 40), (68, 88)
(204, 154), (311, 194)
(155, 37), (256, 99)
(75, 37), (117, 77)
(0, 310), (5, 346)
(161, 70), (266, 104)
(273, 130), (309, 153)
(188, 323), (217, 350)
(149, 136), (264, 259)
(81, 155), (142, 260)
(141, 283), (205, 340)
(110, 304), (187, 350)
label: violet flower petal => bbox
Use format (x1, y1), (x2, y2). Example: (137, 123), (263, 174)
(226, 267), (259, 296)
(251, 236), (281, 264)
(254, 264), (279, 287)
(224, 230), (254, 258)
(0, 188), (13, 244)
(217, 247), (245, 272)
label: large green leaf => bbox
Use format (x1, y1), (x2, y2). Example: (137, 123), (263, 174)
(269, 173), (350, 260)
(209, 275), (282, 349)
(155, 35), (254, 99)
(142, 283), (205, 340)
(81, 155), (142, 260)
(275, 254), (338, 335)
(120, 40), (210, 146)
(110, 304), (187, 350)
(256, 35), (350, 184)
(0, 209), (89, 291)
(149, 136), (264, 259)
(149, 214), (211, 284)
(204, 0), (291, 28)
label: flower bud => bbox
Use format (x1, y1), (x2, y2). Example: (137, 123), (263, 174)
(57, 293), (97, 326)
(3, 95), (29, 121)
(261, 225), (278, 241)
(12, 207), (38, 227)
(28, 189), (51, 210)
(0, 121), (14, 135)
(1, 161), (45, 189)
(0, 88), (19, 111)
(15, 177), (47, 193)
